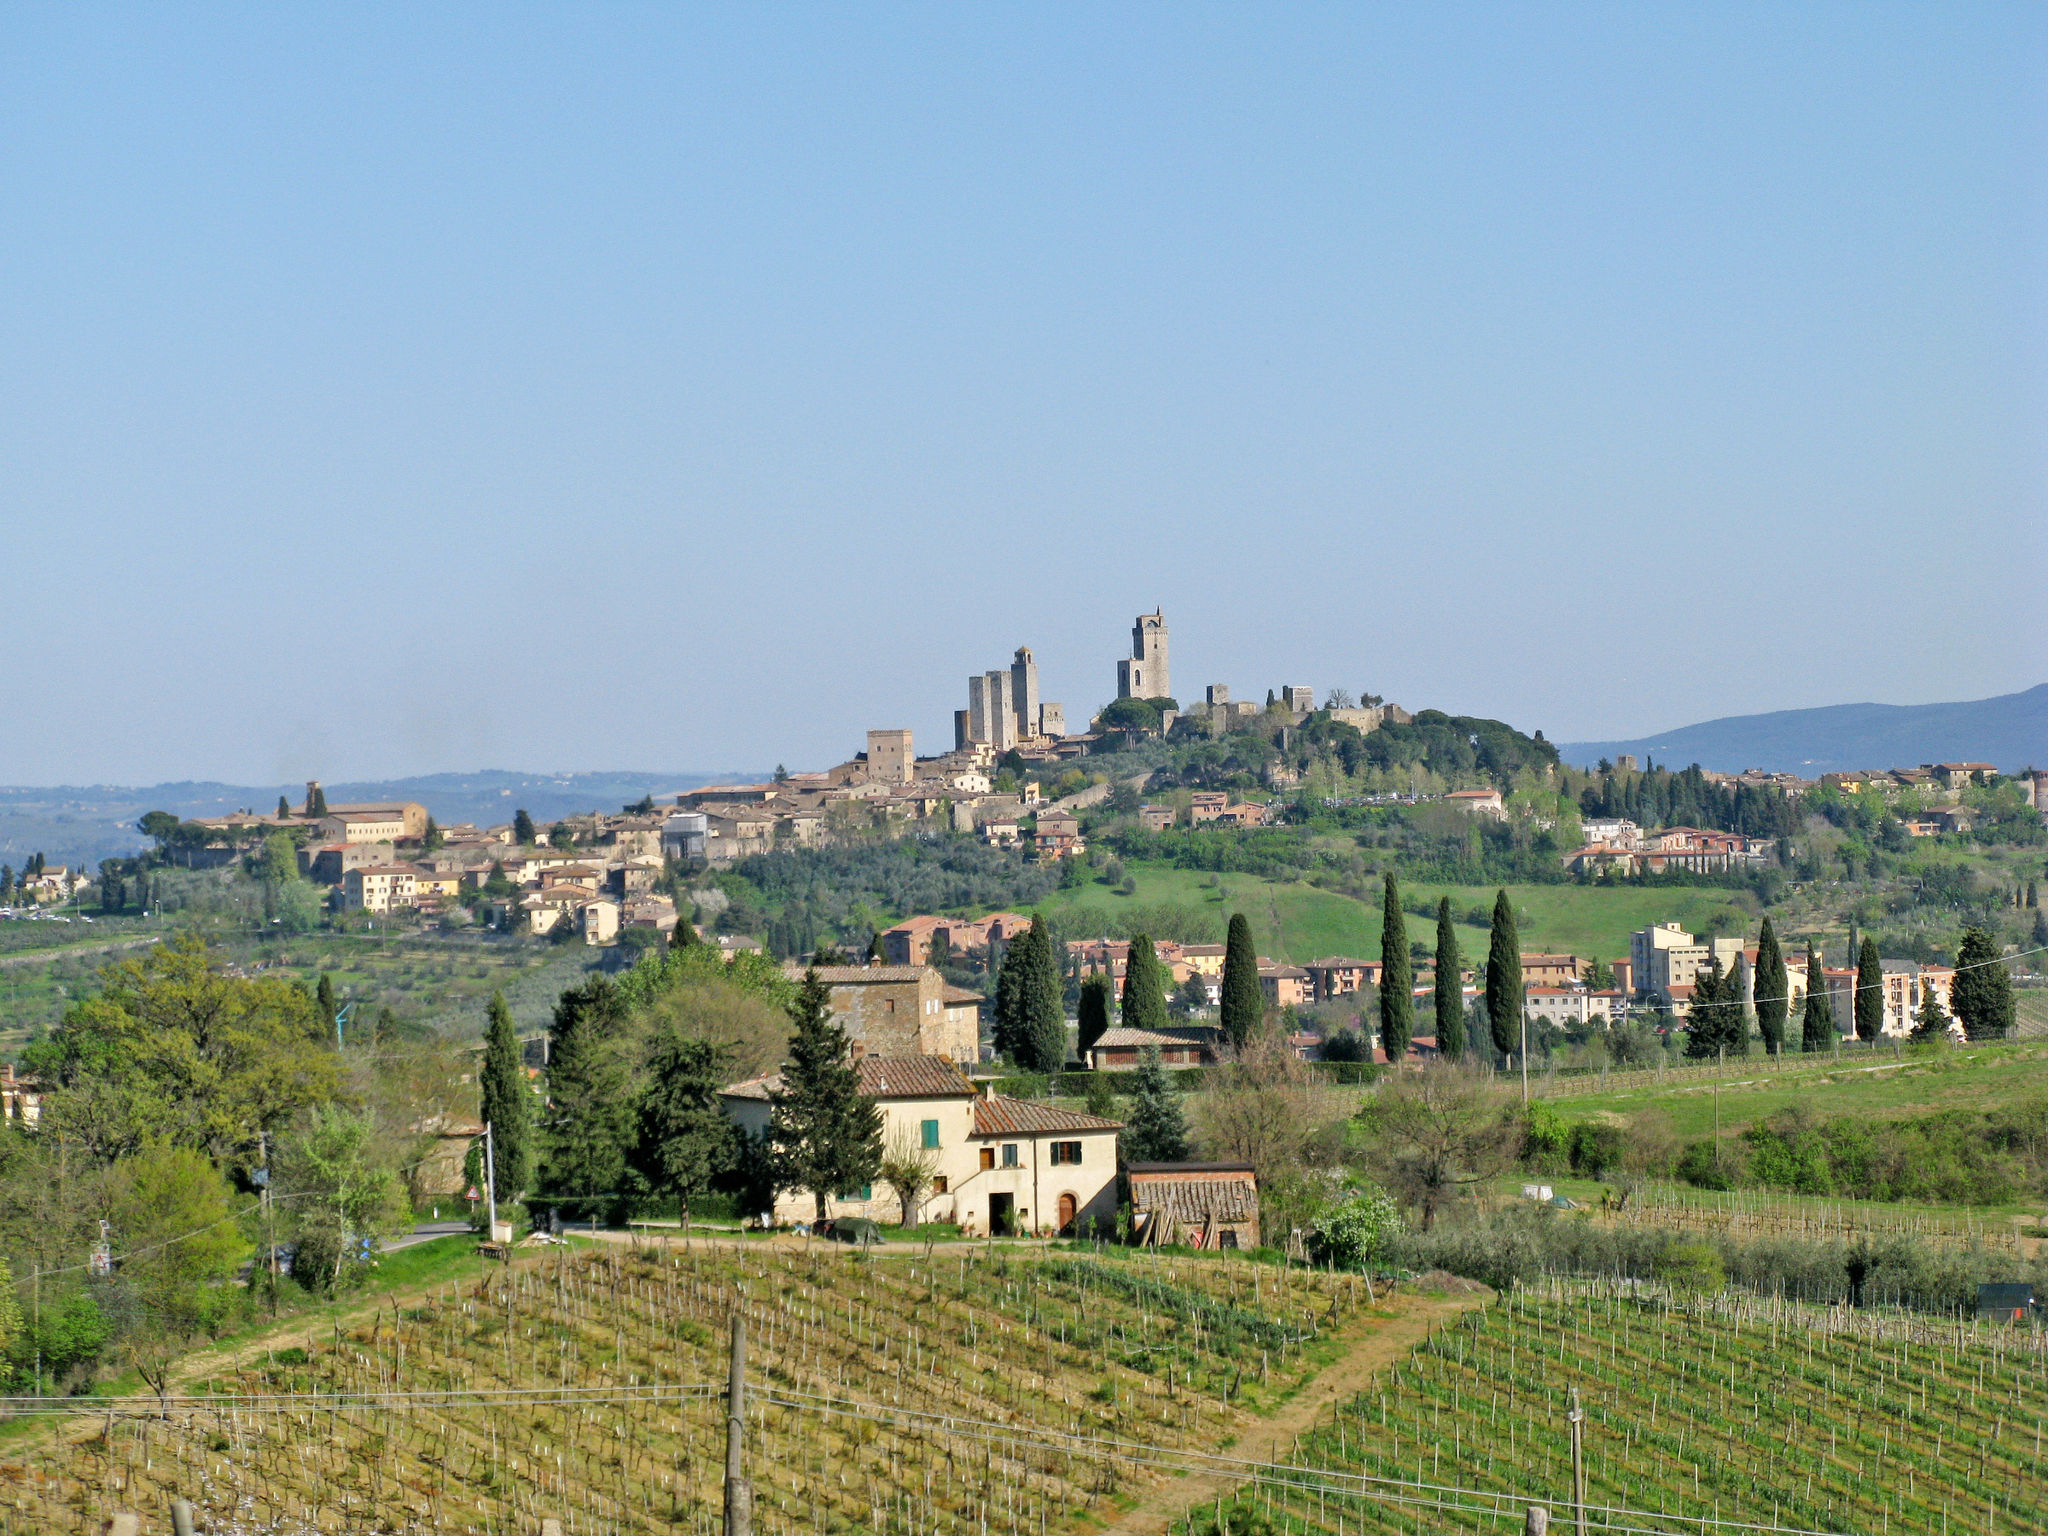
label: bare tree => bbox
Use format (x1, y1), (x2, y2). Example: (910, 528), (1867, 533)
(1356, 1062), (1517, 1230)
(877, 1131), (940, 1229)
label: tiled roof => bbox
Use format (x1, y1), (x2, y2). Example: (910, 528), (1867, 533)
(941, 986), (985, 1006)
(790, 965), (929, 983)
(857, 1056), (976, 1099)
(1088, 1027), (1213, 1050)
(973, 1096), (1121, 1136)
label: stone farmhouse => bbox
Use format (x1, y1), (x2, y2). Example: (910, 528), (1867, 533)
(718, 1057), (1122, 1237)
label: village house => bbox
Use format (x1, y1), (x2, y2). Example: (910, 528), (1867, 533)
(879, 912), (1034, 966)
(1520, 953), (1586, 988)
(342, 864), (418, 914)
(1303, 957), (1378, 1001)
(1444, 788), (1505, 815)
(719, 1059), (1121, 1236)
(789, 966), (981, 1063)
(1257, 964), (1311, 1008)
(1083, 1026), (1220, 1070)
(1031, 811), (1084, 859)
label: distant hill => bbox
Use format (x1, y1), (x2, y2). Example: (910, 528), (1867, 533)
(0, 769), (766, 869)
(1557, 684), (2047, 777)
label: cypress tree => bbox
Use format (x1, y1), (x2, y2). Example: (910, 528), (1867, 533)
(315, 975), (338, 1044)
(1378, 874), (1412, 1068)
(1076, 973), (1113, 1056)
(1909, 984), (1952, 1042)
(537, 977), (633, 1224)
(672, 913), (700, 949)
(276, 795), (290, 819)
(1684, 959), (1745, 1058)
(1951, 927), (2014, 1040)
(479, 992), (531, 1200)
(1219, 912), (1262, 1049)
(1120, 934), (1169, 1036)
(1753, 917), (1787, 1056)
(1433, 897), (1464, 1062)
(513, 808), (536, 846)
(1018, 916), (1068, 1072)
(1801, 947), (1835, 1052)
(991, 936), (1029, 1062)
(1121, 1047), (1189, 1163)
(1484, 889), (1521, 1065)
(307, 784), (328, 817)
(629, 1024), (730, 1226)
(770, 969), (883, 1222)
(1854, 937), (1884, 1043)
(422, 815), (444, 852)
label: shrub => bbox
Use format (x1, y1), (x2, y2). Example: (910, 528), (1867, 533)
(1654, 1241), (1726, 1295)
(1314, 1187), (1403, 1272)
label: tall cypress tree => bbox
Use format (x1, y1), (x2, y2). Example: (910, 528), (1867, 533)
(513, 808), (536, 846)
(1484, 889), (1521, 1066)
(1753, 918), (1787, 1056)
(1120, 934), (1169, 1036)
(315, 975), (338, 1044)
(276, 795), (291, 819)
(537, 977), (633, 1223)
(1951, 927), (2014, 1041)
(770, 969), (883, 1223)
(1121, 1047), (1189, 1163)
(1018, 916), (1068, 1072)
(479, 992), (531, 1200)
(628, 1025), (730, 1227)
(1378, 874), (1412, 1068)
(1219, 912), (1262, 1049)
(1076, 973), (1113, 1056)
(991, 936), (1029, 1062)
(672, 912), (700, 949)
(1800, 947), (1835, 1052)
(1854, 936), (1884, 1043)
(1433, 897), (1464, 1062)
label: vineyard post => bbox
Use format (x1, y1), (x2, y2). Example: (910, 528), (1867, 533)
(168, 1499), (196, 1536)
(1524, 1506), (1549, 1534)
(724, 1313), (752, 1536)
(1567, 1386), (1587, 1536)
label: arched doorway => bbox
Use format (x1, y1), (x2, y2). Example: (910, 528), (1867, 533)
(1056, 1192), (1077, 1232)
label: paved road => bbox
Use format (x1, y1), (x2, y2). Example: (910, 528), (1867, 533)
(385, 1220), (473, 1251)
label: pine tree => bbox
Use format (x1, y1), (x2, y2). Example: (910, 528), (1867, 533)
(629, 1024), (730, 1226)
(1484, 890), (1521, 1065)
(1120, 934), (1169, 1036)
(1378, 874), (1412, 1068)
(1076, 973), (1113, 1056)
(1018, 916), (1068, 1072)
(1909, 983), (1952, 1042)
(1854, 937), (1884, 1043)
(513, 809), (536, 846)
(1799, 947), (1834, 1051)
(1121, 1048), (1189, 1162)
(537, 977), (633, 1223)
(1684, 960), (1745, 1058)
(1951, 927), (2014, 1041)
(770, 970), (883, 1222)
(1219, 912), (1262, 1049)
(1753, 917), (1787, 1056)
(1433, 897), (1464, 1061)
(479, 992), (531, 1200)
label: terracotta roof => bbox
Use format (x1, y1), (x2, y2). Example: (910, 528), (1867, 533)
(941, 985), (985, 1006)
(1088, 1027), (1213, 1050)
(790, 965), (930, 983)
(719, 1055), (976, 1104)
(973, 1096), (1121, 1136)
(857, 1056), (976, 1099)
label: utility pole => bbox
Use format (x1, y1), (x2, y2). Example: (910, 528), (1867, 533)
(1520, 1010), (1529, 1104)
(1567, 1387), (1587, 1536)
(724, 1314), (752, 1536)
(1714, 1045), (1724, 1166)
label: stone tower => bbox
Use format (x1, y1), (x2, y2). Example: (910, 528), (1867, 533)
(1116, 609), (1170, 701)
(866, 729), (913, 785)
(1010, 647), (1040, 740)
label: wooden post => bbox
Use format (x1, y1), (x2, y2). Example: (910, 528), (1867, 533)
(1524, 1506), (1549, 1535)
(169, 1499), (197, 1536)
(1568, 1387), (1587, 1536)
(724, 1313), (752, 1536)
(104, 1517), (140, 1536)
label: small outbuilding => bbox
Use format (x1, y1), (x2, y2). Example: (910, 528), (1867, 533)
(1976, 1283), (2038, 1325)
(1124, 1161), (1259, 1251)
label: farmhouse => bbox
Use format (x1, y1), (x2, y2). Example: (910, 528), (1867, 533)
(719, 1059), (1122, 1237)
(1124, 1162), (1260, 1250)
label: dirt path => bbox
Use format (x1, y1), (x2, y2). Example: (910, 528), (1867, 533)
(1095, 1286), (1491, 1536)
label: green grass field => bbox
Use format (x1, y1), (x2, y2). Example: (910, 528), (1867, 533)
(1038, 861), (1751, 966)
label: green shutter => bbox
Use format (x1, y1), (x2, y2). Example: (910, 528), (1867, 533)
(921, 1118), (940, 1149)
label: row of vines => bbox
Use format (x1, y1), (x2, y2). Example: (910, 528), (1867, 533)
(0, 1238), (1366, 1535)
(1182, 1281), (2048, 1536)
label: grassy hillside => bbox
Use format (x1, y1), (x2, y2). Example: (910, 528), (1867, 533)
(6, 1238), (1376, 1536)
(1188, 1284), (2048, 1536)
(1039, 861), (1748, 965)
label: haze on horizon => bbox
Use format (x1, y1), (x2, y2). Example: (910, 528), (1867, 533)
(4, 6), (2043, 787)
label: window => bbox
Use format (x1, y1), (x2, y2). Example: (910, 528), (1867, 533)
(919, 1118), (940, 1149)
(1001, 1144), (1019, 1168)
(979, 1147), (995, 1170)
(1050, 1141), (1082, 1166)
(931, 1176), (948, 1194)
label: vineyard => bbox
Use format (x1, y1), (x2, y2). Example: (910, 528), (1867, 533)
(1180, 1282), (2048, 1536)
(0, 1238), (1375, 1535)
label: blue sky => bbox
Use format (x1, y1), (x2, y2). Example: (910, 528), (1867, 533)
(4, 5), (2042, 784)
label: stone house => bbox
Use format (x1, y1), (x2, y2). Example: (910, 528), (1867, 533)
(789, 965), (980, 1063)
(1124, 1163), (1259, 1250)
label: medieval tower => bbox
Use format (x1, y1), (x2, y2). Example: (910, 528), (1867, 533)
(1116, 609), (1170, 700)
